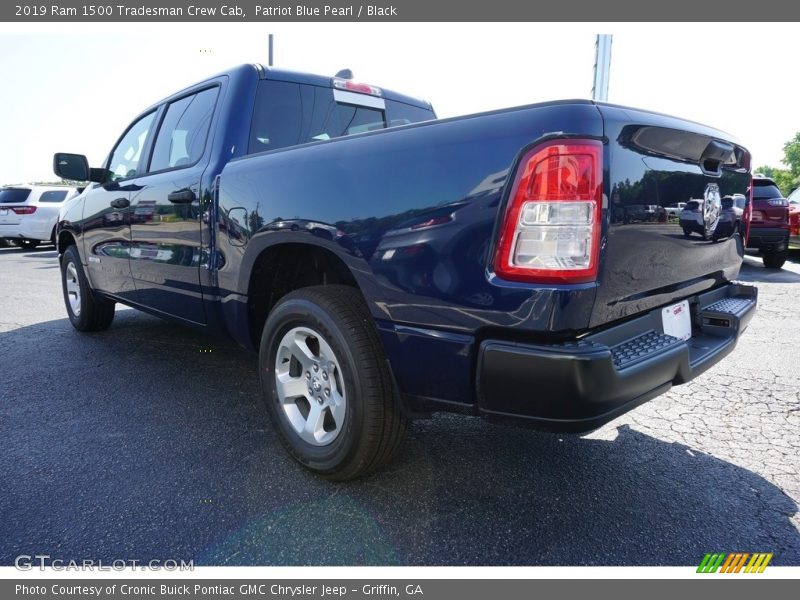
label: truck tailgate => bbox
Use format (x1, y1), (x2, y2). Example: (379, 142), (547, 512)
(591, 104), (751, 328)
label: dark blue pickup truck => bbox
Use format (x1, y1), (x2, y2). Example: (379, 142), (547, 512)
(54, 64), (757, 480)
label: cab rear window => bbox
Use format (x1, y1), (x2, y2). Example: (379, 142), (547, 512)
(248, 80), (434, 154)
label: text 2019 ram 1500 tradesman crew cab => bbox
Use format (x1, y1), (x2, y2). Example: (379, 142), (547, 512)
(54, 64), (757, 480)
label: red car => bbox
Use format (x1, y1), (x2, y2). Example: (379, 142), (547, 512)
(746, 176), (790, 269)
(788, 187), (800, 250)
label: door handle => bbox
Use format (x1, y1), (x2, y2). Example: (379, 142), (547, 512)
(110, 197), (129, 209)
(168, 189), (196, 204)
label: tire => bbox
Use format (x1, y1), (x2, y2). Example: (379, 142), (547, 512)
(762, 251), (786, 270)
(682, 228), (691, 238)
(19, 239), (40, 249)
(259, 285), (409, 481)
(60, 245), (115, 331)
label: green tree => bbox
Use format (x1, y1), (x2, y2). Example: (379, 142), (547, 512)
(754, 165), (794, 196)
(755, 131), (800, 196)
(782, 132), (800, 191)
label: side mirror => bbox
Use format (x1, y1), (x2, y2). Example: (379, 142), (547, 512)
(53, 153), (90, 181)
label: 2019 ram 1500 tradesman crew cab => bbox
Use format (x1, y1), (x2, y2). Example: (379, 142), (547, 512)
(53, 64), (757, 480)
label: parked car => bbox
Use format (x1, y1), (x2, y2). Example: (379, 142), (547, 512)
(623, 203), (658, 223)
(679, 199), (705, 237)
(788, 187), (800, 250)
(0, 185), (78, 249)
(746, 175), (790, 268)
(53, 64), (757, 480)
(711, 194), (747, 241)
(664, 202), (686, 218)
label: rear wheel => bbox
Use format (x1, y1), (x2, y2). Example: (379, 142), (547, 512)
(60, 245), (115, 331)
(762, 251), (786, 269)
(682, 228), (691, 238)
(259, 285), (409, 480)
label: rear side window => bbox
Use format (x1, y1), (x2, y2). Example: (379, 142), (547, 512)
(39, 190), (69, 203)
(721, 198), (733, 209)
(248, 79), (434, 154)
(150, 87), (218, 172)
(0, 188), (31, 203)
(685, 201), (700, 210)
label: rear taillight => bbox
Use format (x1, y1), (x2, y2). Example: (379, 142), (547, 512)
(10, 206), (36, 215)
(493, 140), (602, 284)
(767, 198), (788, 207)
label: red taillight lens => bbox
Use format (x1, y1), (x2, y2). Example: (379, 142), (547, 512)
(10, 206), (36, 215)
(493, 140), (603, 284)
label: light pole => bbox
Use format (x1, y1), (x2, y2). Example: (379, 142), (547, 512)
(592, 34), (612, 102)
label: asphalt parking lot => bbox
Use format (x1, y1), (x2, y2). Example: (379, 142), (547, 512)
(1, 244), (798, 566)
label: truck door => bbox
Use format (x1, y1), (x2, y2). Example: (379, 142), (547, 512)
(127, 85), (219, 324)
(81, 110), (157, 300)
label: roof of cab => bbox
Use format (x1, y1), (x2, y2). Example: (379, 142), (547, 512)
(149, 63), (432, 112)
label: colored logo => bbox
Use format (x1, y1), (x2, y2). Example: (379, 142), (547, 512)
(697, 552), (773, 573)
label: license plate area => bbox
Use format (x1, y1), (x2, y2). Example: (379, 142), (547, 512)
(662, 300), (692, 341)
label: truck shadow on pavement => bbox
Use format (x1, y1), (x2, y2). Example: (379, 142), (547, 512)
(0, 312), (798, 567)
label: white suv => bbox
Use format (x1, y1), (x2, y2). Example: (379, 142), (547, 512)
(0, 185), (78, 249)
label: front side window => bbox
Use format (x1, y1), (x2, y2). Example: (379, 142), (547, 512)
(108, 111), (156, 182)
(150, 87), (218, 172)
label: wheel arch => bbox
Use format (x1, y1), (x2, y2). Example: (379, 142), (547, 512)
(57, 227), (78, 255)
(242, 239), (374, 351)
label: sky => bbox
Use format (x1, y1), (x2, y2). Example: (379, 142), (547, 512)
(0, 22), (798, 185)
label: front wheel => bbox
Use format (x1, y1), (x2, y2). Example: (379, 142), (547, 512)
(60, 245), (115, 331)
(762, 251), (786, 270)
(259, 285), (409, 481)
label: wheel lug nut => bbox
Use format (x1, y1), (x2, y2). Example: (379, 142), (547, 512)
(313, 364), (319, 372)
(322, 371), (328, 380)
(308, 386), (313, 395)
(317, 396), (323, 404)
(305, 371), (310, 379)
